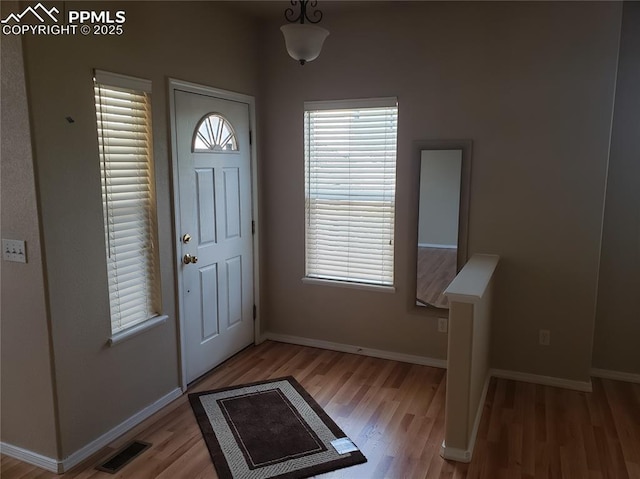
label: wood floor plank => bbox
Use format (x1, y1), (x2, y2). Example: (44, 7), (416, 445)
(2, 342), (639, 478)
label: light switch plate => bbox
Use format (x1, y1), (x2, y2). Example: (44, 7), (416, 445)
(2, 239), (27, 263)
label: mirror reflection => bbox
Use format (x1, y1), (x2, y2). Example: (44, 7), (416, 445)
(416, 149), (462, 309)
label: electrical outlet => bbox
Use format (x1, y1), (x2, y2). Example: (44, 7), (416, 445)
(539, 329), (550, 346)
(2, 239), (27, 263)
(438, 317), (448, 333)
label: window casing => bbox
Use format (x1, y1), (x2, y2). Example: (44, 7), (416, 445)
(304, 98), (398, 287)
(94, 70), (161, 335)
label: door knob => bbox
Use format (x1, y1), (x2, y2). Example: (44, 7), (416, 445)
(183, 254), (198, 264)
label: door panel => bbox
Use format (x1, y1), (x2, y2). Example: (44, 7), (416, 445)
(226, 255), (243, 327)
(223, 167), (241, 239)
(200, 264), (219, 339)
(174, 90), (253, 383)
(196, 169), (217, 244)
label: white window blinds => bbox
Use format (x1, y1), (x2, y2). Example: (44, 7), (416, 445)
(94, 70), (160, 334)
(304, 98), (398, 286)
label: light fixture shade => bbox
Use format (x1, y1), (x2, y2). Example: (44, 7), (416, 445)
(280, 24), (329, 64)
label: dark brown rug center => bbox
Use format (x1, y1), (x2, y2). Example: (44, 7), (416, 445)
(189, 376), (367, 479)
(218, 389), (326, 468)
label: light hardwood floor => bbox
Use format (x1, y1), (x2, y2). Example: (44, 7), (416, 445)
(416, 247), (457, 309)
(2, 341), (639, 478)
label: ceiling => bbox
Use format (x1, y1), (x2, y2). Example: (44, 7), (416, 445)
(221, 1), (375, 21)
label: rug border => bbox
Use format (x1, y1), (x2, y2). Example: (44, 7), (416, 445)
(189, 391), (234, 479)
(188, 376), (367, 479)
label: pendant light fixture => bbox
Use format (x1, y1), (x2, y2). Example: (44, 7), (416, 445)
(280, 1), (329, 65)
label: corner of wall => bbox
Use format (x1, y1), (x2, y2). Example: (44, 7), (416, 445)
(0, 3), (60, 459)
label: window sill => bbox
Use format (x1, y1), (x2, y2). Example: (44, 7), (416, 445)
(108, 314), (169, 346)
(301, 277), (396, 293)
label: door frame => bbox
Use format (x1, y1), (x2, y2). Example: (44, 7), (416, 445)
(168, 78), (261, 391)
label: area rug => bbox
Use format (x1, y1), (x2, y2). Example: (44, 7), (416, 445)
(189, 376), (366, 479)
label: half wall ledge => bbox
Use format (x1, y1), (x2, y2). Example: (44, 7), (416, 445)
(441, 253), (499, 463)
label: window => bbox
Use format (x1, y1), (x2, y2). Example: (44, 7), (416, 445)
(304, 98), (398, 287)
(193, 113), (239, 152)
(94, 70), (161, 336)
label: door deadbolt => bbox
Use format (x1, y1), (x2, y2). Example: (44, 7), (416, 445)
(182, 233), (192, 244)
(183, 253), (198, 264)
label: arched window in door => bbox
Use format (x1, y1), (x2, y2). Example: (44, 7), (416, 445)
(193, 113), (239, 152)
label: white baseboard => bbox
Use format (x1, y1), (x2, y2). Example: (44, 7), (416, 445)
(262, 334), (599, 392)
(439, 372), (491, 463)
(60, 387), (182, 472)
(0, 442), (61, 473)
(440, 441), (471, 462)
(262, 332), (447, 369)
(2, 388), (183, 473)
(490, 368), (592, 392)
(418, 243), (457, 249)
(591, 368), (640, 384)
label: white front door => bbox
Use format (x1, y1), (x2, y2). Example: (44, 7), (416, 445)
(174, 89), (254, 383)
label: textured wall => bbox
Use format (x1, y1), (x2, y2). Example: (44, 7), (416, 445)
(22, 1), (259, 458)
(0, 1), (59, 458)
(593, 2), (640, 375)
(259, 1), (621, 381)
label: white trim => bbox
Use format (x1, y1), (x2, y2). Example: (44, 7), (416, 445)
(0, 387), (182, 473)
(169, 78), (256, 105)
(94, 69), (151, 93)
(445, 293), (482, 304)
(590, 19), (621, 384)
(591, 368), (640, 384)
(490, 368), (592, 392)
(168, 78), (187, 392)
(262, 334), (599, 393)
(108, 314), (168, 346)
(440, 372), (491, 463)
(0, 443), (61, 473)
(301, 277), (396, 294)
(418, 243), (457, 249)
(248, 96), (261, 348)
(440, 442), (472, 463)
(304, 97), (397, 111)
(262, 332), (447, 369)
(467, 373), (491, 459)
(168, 78), (260, 391)
(444, 254), (500, 304)
(60, 387), (182, 472)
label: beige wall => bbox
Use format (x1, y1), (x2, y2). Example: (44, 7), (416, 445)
(21, 1), (259, 457)
(418, 149), (462, 247)
(593, 2), (640, 375)
(0, 4), (59, 457)
(3, 0), (634, 463)
(259, 2), (621, 381)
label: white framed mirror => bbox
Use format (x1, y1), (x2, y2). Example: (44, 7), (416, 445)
(414, 140), (471, 309)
